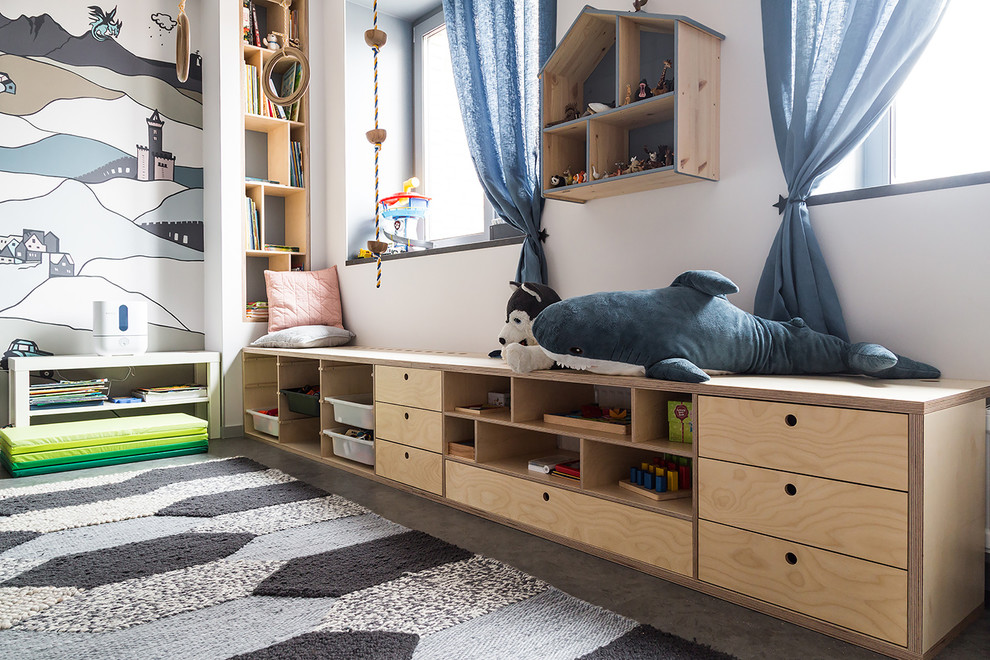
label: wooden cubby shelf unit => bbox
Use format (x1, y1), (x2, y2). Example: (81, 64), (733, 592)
(540, 7), (723, 202)
(240, 346), (989, 660)
(241, 0), (311, 321)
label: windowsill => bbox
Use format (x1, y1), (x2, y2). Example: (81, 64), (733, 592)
(808, 170), (990, 207)
(345, 234), (525, 266)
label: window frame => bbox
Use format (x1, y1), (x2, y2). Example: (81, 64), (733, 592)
(412, 8), (504, 249)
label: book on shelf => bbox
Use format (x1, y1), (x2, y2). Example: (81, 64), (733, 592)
(262, 244), (300, 252)
(551, 460), (581, 478)
(245, 176), (280, 184)
(131, 384), (207, 402)
(29, 378), (109, 409)
(250, 2), (261, 47)
(242, 1), (251, 43)
(245, 196), (261, 249)
(289, 141), (304, 187)
(527, 454), (577, 474)
(246, 301), (269, 320)
(453, 404), (503, 416)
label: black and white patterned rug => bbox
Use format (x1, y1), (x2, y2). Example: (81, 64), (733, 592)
(0, 457), (734, 659)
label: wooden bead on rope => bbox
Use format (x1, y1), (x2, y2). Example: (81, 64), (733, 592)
(366, 129), (387, 145)
(367, 240), (389, 254)
(364, 29), (388, 49)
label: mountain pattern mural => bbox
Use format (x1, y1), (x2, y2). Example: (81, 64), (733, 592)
(0, 1), (204, 355)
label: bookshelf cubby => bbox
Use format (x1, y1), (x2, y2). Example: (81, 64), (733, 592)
(540, 7), (723, 203)
(241, 0), (310, 322)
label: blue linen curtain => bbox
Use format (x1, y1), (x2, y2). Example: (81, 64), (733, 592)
(441, 0), (556, 284)
(755, 0), (947, 340)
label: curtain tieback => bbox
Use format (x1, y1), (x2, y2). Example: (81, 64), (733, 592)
(772, 193), (808, 215)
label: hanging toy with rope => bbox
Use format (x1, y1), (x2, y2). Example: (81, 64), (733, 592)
(365, 1), (389, 287)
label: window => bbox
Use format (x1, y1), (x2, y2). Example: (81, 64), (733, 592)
(413, 10), (496, 246)
(813, 0), (990, 198)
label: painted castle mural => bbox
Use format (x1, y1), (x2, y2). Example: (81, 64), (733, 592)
(0, 1), (205, 353)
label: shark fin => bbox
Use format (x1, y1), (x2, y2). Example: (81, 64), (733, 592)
(670, 270), (739, 298)
(647, 358), (710, 383)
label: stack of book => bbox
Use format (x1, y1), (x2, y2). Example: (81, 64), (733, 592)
(278, 63), (303, 121)
(550, 459), (580, 481)
(246, 301), (269, 320)
(527, 454), (581, 481)
(245, 196), (261, 249)
(289, 141), (304, 187)
(245, 63), (259, 115)
(131, 384), (207, 402)
(29, 379), (110, 410)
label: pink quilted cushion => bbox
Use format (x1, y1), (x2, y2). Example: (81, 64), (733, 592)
(265, 267), (343, 332)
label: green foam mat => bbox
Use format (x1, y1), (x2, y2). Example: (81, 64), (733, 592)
(5, 433), (209, 466)
(1, 441), (210, 477)
(1, 413), (208, 455)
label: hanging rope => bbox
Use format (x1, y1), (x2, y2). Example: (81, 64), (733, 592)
(365, 1), (388, 288)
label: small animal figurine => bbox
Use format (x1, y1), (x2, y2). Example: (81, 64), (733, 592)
(633, 0), (649, 12)
(662, 145), (674, 167)
(654, 59), (672, 95)
(591, 165), (604, 180)
(613, 162), (626, 177)
(549, 174), (565, 188)
(563, 103), (581, 122)
(637, 79), (653, 101)
(627, 156), (643, 173)
(625, 84), (632, 106)
(563, 168), (573, 186)
(643, 146), (660, 169)
(264, 32), (280, 50)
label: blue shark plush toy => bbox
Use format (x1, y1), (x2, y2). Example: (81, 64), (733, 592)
(516, 270), (939, 383)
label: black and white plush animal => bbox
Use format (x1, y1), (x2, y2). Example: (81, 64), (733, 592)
(495, 281), (561, 371)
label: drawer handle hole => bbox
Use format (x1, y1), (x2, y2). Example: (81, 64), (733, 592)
(785, 552), (798, 565)
(784, 414), (798, 427)
(403, 373), (409, 380)
(404, 452), (409, 459)
(404, 412), (409, 420)
(542, 492), (550, 502)
(784, 483), (797, 496)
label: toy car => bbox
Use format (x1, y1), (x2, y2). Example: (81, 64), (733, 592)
(1, 339), (53, 370)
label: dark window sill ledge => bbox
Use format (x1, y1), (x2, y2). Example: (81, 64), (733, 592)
(345, 235), (525, 266)
(808, 170), (990, 207)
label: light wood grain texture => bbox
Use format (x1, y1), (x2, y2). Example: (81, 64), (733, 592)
(543, 129), (587, 188)
(446, 461), (693, 575)
(375, 402), (443, 453)
(699, 396), (908, 490)
(543, 412), (631, 435)
(632, 388), (681, 442)
(921, 400), (986, 652)
(442, 372), (512, 412)
(375, 365), (442, 410)
(375, 439), (443, 496)
(511, 378), (594, 424)
(542, 71), (581, 130)
(588, 121), (626, 178)
(699, 521), (907, 646)
(616, 16), (640, 104)
(674, 22), (720, 180)
(582, 438), (671, 490)
(698, 458), (908, 568)
(474, 422), (557, 464)
(542, 12), (615, 85)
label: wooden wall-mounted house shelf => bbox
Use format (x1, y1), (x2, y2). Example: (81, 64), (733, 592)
(540, 7), (723, 203)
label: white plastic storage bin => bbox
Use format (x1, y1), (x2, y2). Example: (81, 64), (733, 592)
(326, 393), (374, 429)
(325, 427), (375, 466)
(248, 408), (279, 437)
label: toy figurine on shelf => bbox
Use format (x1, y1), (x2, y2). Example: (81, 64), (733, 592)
(627, 156), (643, 173)
(563, 103), (581, 122)
(653, 59), (672, 95)
(613, 162), (626, 177)
(549, 174), (565, 188)
(643, 146), (660, 169)
(591, 165), (604, 180)
(636, 78), (653, 102)
(625, 84), (632, 105)
(661, 144), (674, 167)
(563, 168), (573, 186)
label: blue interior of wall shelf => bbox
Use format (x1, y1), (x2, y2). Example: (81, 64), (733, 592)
(584, 44), (616, 110)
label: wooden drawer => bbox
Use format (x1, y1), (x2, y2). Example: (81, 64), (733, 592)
(375, 402), (443, 453)
(699, 521), (907, 646)
(445, 461), (692, 576)
(698, 396), (908, 491)
(698, 458), (907, 568)
(375, 365), (442, 410)
(375, 439), (443, 495)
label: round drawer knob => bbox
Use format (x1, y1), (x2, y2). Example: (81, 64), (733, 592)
(784, 414), (798, 427)
(785, 552), (798, 565)
(404, 412), (409, 420)
(542, 492), (550, 502)
(404, 451), (409, 459)
(784, 483), (797, 496)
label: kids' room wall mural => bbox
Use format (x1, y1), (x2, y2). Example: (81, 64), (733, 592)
(0, 1), (204, 355)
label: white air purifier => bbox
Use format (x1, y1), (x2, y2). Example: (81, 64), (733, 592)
(93, 301), (148, 355)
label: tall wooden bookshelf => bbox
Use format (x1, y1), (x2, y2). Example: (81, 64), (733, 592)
(241, 0), (311, 322)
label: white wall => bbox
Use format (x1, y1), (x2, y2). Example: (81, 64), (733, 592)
(318, 0), (990, 382)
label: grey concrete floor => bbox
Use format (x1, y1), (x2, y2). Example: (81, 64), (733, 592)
(2, 437), (987, 659)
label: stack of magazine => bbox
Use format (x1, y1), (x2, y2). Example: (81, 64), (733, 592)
(29, 379), (110, 410)
(131, 384), (207, 402)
